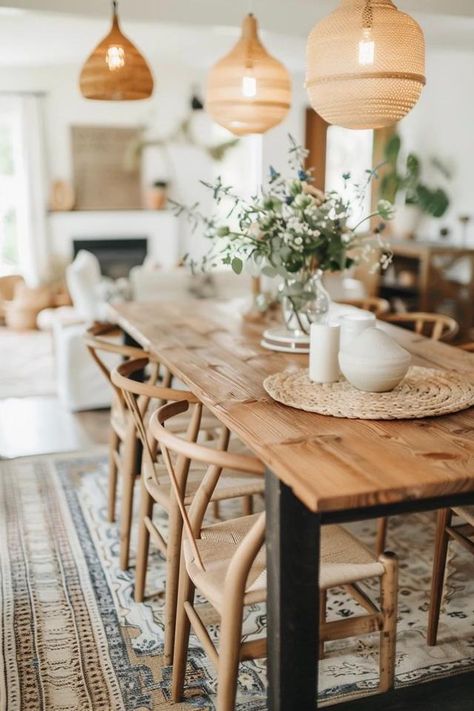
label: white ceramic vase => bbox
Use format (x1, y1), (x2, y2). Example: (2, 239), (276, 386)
(339, 327), (411, 393)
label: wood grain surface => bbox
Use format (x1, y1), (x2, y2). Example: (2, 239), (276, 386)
(111, 299), (474, 513)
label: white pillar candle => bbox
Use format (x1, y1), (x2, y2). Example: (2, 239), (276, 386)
(339, 311), (376, 353)
(309, 322), (341, 384)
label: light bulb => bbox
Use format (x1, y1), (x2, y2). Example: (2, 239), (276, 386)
(358, 28), (375, 66)
(241, 74), (257, 98)
(106, 45), (125, 71)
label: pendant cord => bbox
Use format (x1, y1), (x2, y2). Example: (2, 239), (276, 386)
(112, 0), (118, 16)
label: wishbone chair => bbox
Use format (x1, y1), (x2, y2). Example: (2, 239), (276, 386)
(112, 356), (264, 664)
(340, 296), (391, 317)
(151, 400), (399, 711)
(382, 312), (459, 342)
(375, 311), (460, 556)
(84, 322), (147, 537)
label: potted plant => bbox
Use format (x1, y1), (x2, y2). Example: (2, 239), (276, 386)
(379, 134), (450, 239)
(172, 137), (393, 347)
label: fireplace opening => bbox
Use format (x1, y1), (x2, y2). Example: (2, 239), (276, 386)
(73, 238), (148, 279)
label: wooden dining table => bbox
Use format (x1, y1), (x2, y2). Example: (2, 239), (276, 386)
(111, 298), (474, 711)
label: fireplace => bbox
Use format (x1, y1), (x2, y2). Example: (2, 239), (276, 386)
(73, 237), (148, 279)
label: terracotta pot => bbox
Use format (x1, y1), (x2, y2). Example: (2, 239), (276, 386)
(145, 186), (168, 210)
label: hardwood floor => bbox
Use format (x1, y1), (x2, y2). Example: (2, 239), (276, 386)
(0, 396), (110, 459)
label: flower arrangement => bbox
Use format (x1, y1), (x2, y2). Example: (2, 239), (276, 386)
(172, 136), (393, 335)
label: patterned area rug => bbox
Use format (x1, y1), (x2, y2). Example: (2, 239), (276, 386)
(1, 452), (474, 710)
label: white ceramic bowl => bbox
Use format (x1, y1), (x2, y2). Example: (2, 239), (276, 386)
(339, 327), (411, 393)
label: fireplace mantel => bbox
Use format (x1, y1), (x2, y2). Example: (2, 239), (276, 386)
(48, 210), (180, 268)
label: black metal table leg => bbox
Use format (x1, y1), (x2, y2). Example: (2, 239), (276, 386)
(265, 468), (321, 710)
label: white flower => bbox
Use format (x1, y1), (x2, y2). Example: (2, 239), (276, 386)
(377, 199), (395, 220)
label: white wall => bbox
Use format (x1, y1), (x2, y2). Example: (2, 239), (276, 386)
(0, 61), (308, 267)
(397, 48), (474, 243)
(0, 39), (472, 276)
(0, 62), (227, 266)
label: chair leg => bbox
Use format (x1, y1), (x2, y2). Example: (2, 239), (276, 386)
(107, 428), (120, 523)
(164, 505), (184, 664)
(119, 434), (139, 571)
(378, 551), (398, 693)
(375, 517), (388, 557)
(134, 477), (154, 603)
(216, 596), (244, 711)
(171, 564), (195, 702)
(427, 509), (452, 646)
(319, 589), (327, 660)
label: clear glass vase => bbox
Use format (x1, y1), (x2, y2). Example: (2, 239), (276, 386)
(280, 269), (330, 336)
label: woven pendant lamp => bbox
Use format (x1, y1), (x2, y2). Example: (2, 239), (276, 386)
(206, 13), (291, 136)
(79, 0), (153, 101)
(306, 0), (425, 129)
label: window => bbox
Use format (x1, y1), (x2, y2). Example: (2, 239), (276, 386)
(325, 125), (374, 232)
(0, 101), (21, 275)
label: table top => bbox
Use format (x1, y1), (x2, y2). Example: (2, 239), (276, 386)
(111, 299), (474, 514)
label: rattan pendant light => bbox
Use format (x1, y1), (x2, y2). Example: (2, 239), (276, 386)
(306, 0), (425, 129)
(206, 13), (291, 136)
(79, 0), (153, 101)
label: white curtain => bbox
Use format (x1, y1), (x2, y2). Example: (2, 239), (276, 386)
(13, 94), (49, 286)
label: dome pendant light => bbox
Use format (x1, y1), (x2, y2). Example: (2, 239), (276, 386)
(206, 13), (292, 136)
(306, 0), (425, 129)
(79, 0), (154, 101)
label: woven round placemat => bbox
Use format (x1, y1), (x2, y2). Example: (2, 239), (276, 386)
(263, 366), (474, 420)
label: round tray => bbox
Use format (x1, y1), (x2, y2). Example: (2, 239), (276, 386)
(263, 366), (474, 420)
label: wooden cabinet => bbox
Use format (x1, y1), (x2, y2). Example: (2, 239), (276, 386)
(379, 241), (474, 336)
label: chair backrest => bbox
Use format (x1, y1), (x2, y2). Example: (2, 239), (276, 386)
(383, 312), (459, 342)
(66, 250), (102, 320)
(84, 323), (145, 390)
(149, 400), (265, 571)
(460, 342), (474, 353)
(111, 356), (203, 496)
(340, 296), (391, 317)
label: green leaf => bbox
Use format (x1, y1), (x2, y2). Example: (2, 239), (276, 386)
(384, 134), (401, 165)
(406, 153), (421, 179)
(231, 257), (243, 274)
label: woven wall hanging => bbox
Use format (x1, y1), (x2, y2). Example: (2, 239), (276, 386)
(206, 13), (292, 136)
(306, 0), (425, 129)
(79, 0), (154, 101)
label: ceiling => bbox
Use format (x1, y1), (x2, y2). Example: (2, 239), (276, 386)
(3, 0), (474, 35)
(0, 1), (473, 69)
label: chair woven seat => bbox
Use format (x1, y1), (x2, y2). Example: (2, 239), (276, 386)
(147, 466), (264, 510)
(184, 515), (385, 614)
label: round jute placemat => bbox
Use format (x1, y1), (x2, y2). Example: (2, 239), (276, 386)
(263, 365), (474, 420)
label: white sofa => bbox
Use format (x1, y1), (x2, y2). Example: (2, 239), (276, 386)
(53, 251), (124, 411)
